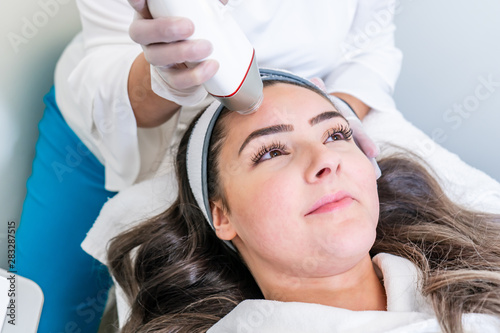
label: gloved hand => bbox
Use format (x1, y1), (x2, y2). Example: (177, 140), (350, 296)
(310, 77), (382, 178)
(127, 0), (221, 106)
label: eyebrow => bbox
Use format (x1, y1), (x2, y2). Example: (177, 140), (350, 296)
(238, 111), (347, 155)
(238, 124), (293, 155)
(309, 111), (345, 126)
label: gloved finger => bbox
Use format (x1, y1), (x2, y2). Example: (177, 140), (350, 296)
(370, 158), (382, 179)
(327, 94), (379, 158)
(158, 59), (219, 90)
(128, 0), (152, 19)
(348, 120), (380, 158)
(310, 77), (327, 92)
(143, 39), (213, 67)
(130, 16), (194, 45)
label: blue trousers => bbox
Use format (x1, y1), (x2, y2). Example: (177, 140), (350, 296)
(16, 87), (116, 333)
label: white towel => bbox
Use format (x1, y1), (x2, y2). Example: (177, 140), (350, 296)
(207, 254), (500, 333)
(362, 109), (500, 213)
(81, 162), (178, 266)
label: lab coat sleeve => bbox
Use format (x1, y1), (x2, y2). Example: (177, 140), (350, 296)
(66, 0), (153, 191)
(324, 0), (403, 113)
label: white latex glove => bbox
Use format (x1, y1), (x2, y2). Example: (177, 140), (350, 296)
(128, 0), (221, 106)
(310, 77), (382, 178)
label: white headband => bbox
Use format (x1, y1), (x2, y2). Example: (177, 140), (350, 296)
(186, 69), (377, 251)
(186, 99), (231, 247)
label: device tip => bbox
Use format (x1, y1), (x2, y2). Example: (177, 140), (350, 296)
(235, 93), (263, 115)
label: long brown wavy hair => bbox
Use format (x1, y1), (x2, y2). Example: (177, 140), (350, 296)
(108, 84), (500, 333)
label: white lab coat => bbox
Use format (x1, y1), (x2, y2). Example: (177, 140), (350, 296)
(54, 0), (402, 191)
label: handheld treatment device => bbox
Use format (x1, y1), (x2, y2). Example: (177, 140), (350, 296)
(148, 0), (264, 114)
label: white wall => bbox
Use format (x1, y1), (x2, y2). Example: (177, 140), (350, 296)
(0, 0), (82, 269)
(393, 0), (500, 182)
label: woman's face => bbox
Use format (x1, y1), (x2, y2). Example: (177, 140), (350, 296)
(211, 83), (379, 281)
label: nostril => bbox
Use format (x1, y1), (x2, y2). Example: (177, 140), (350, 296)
(316, 167), (331, 178)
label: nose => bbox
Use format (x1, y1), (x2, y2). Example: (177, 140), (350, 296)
(304, 144), (341, 184)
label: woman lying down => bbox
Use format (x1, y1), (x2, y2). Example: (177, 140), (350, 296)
(108, 69), (500, 333)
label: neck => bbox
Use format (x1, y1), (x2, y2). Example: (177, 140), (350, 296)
(257, 255), (387, 312)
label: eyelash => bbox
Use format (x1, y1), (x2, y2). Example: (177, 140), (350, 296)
(250, 124), (353, 165)
(251, 141), (288, 164)
(325, 124), (353, 142)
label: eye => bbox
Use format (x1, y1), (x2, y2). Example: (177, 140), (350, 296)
(324, 124), (353, 144)
(251, 142), (288, 164)
(326, 132), (345, 142)
(263, 150), (284, 160)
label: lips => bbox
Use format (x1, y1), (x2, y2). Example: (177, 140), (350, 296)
(305, 191), (354, 216)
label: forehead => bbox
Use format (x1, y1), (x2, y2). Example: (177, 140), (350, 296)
(224, 83), (334, 132)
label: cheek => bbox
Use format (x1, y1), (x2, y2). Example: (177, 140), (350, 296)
(312, 156), (379, 270)
(224, 168), (299, 244)
(350, 156), (380, 221)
